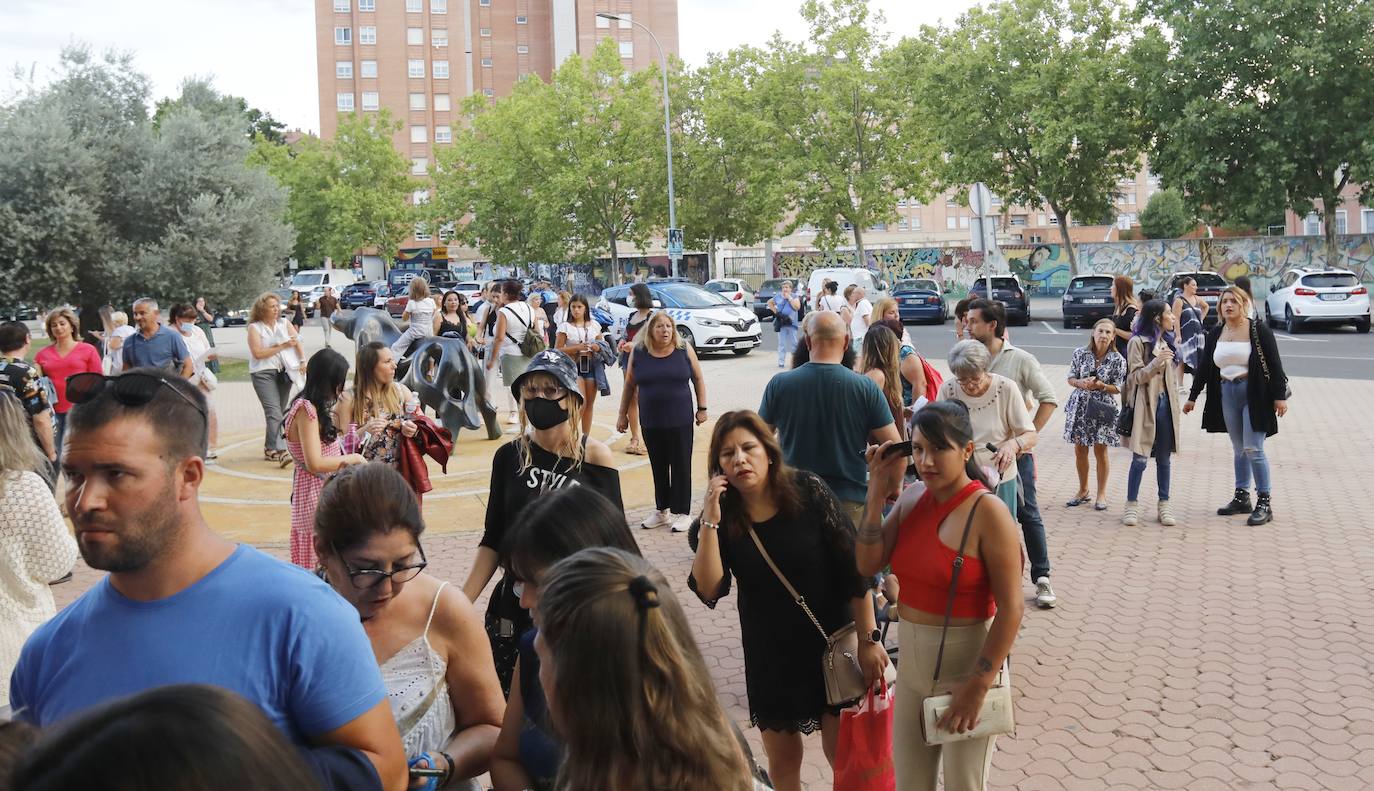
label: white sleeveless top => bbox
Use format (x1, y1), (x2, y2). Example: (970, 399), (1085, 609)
(380, 581), (479, 790)
(248, 320), (293, 374)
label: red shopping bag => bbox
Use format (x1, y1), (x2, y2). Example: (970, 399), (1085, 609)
(833, 684), (895, 791)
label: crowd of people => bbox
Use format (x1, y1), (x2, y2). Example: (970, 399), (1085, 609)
(0, 269), (1293, 791)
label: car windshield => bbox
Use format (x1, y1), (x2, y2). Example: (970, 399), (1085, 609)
(1070, 277), (1112, 292)
(291, 273), (324, 287)
(458, 282), (483, 290)
(1302, 273), (1359, 289)
(703, 282), (728, 292)
(974, 278), (1019, 290)
(760, 279), (791, 290)
(895, 280), (937, 291)
(1190, 273), (1229, 289)
(657, 284), (732, 308)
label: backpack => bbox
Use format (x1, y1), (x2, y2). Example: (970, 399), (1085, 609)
(505, 304), (547, 357)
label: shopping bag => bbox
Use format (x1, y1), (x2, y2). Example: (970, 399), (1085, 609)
(833, 684), (895, 791)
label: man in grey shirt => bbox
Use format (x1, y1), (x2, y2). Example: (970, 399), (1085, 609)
(968, 298), (1059, 609)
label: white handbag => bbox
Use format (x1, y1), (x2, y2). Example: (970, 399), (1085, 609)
(919, 494), (1016, 745)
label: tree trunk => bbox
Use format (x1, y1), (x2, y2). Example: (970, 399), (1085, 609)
(709, 236), (722, 281)
(1050, 203), (1078, 276)
(1323, 197), (1342, 270)
(608, 233), (621, 286)
(852, 224), (867, 271)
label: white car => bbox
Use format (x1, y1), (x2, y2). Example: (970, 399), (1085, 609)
(704, 278), (755, 309)
(454, 281), (484, 303)
(1264, 267), (1370, 333)
(597, 282), (762, 356)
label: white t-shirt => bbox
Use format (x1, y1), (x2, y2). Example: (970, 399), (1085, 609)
(849, 298), (874, 342)
(819, 294), (846, 313)
(404, 297), (437, 326)
(248, 320), (293, 373)
(498, 302), (535, 357)
(106, 325), (138, 374)
(558, 320), (602, 347)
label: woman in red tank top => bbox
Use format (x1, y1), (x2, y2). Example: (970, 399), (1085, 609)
(856, 401), (1025, 791)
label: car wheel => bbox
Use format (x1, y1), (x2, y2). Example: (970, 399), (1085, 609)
(214, 317), (225, 329)
(1265, 303), (1273, 324)
(1356, 316), (1371, 334)
(1063, 318), (1074, 329)
(678, 326), (696, 352)
(1285, 306), (1299, 334)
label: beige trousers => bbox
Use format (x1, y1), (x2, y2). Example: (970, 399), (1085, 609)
(894, 619), (997, 791)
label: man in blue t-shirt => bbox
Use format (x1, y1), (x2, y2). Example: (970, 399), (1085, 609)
(9, 372), (407, 791)
(121, 298), (193, 377)
(759, 310), (899, 524)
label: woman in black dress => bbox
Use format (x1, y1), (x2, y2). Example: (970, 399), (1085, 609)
(286, 290), (306, 330)
(433, 290), (474, 351)
(1110, 275), (1140, 357)
(689, 410), (885, 791)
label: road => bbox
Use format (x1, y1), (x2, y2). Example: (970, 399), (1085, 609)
(748, 296), (1374, 381)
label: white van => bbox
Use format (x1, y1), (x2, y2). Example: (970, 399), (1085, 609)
(805, 267), (887, 311)
(289, 269), (359, 311)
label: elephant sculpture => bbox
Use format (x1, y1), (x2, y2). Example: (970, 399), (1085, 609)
(332, 308), (502, 440)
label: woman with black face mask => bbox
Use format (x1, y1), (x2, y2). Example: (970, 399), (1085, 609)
(461, 350), (622, 696)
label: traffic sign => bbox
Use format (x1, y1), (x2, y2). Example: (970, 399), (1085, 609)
(667, 227), (684, 258)
(968, 183), (994, 217)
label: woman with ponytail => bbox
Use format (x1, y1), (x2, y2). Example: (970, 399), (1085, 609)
(534, 547), (767, 791)
(856, 401), (1025, 791)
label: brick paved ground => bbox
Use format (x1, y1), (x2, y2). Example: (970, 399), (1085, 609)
(48, 348), (1374, 790)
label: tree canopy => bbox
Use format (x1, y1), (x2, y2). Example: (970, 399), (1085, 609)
(1138, 187), (1193, 239)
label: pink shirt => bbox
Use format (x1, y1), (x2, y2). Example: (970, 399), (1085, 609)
(35, 342), (103, 413)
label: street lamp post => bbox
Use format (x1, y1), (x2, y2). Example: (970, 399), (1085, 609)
(596, 12), (679, 279)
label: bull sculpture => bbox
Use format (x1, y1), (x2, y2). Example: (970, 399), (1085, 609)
(332, 308), (502, 440)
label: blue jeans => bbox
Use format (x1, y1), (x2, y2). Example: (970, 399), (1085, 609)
(777, 325), (799, 366)
(1128, 392), (1173, 502)
(1222, 379), (1271, 494)
(1015, 453), (1050, 581)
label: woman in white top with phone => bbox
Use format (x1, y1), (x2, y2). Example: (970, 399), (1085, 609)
(246, 291), (306, 464)
(391, 277), (438, 358)
(555, 294), (604, 435)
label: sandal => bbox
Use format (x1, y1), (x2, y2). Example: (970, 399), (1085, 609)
(626, 439), (647, 456)
(1066, 495), (1091, 507)
(1094, 501), (1109, 511)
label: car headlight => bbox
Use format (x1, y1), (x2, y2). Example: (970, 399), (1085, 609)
(697, 318), (722, 327)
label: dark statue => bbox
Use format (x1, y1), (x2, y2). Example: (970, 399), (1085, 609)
(333, 308), (502, 440)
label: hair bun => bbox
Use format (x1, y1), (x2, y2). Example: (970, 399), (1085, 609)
(627, 575), (660, 611)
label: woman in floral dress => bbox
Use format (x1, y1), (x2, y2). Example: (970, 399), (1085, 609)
(351, 341), (418, 469)
(1063, 318), (1127, 511)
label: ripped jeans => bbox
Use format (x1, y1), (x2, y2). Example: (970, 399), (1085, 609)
(1222, 379), (1271, 494)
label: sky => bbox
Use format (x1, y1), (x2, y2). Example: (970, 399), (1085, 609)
(0, 0), (981, 134)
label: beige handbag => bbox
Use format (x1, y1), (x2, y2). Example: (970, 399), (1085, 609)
(919, 494), (1016, 745)
(746, 527), (896, 706)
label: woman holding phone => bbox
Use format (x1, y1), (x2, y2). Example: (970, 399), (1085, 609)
(554, 294), (604, 435)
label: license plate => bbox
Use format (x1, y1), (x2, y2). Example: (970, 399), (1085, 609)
(1320, 293), (1347, 301)
(1084, 298), (1107, 304)
(734, 340), (757, 348)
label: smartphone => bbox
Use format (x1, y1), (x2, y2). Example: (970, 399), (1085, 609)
(881, 440), (913, 459)
(578, 353), (591, 374)
(408, 767), (446, 778)
(985, 442), (1000, 454)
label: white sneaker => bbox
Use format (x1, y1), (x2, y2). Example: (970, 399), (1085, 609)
(1034, 577), (1058, 609)
(1122, 501), (1140, 526)
(670, 513), (692, 533)
(640, 509), (670, 530)
(506, 412), (519, 425)
(1158, 500), (1177, 526)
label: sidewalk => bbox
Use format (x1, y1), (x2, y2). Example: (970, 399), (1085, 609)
(50, 355), (1374, 790)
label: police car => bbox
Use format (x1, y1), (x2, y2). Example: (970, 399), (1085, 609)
(597, 282), (761, 356)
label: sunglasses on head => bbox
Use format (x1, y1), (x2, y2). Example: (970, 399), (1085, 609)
(66, 372), (208, 420)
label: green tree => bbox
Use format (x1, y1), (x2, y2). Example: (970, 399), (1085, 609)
(249, 135), (336, 268)
(322, 111), (412, 267)
(750, 0), (933, 267)
(1138, 188), (1193, 239)
(0, 47), (292, 316)
(677, 50), (790, 278)
(913, 0), (1149, 274)
(153, 78), (287, 144)
(1138, 0), (1374, 268)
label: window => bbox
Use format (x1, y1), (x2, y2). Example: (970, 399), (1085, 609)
(414, 223), (432, 241)
(336, 61), (353, 78)
(516, 15), (528, 24)
(1363, 208), (1374, 233)
(798, 224), (816, 235)
(911, 216), (922, 230)
(439, 222), (455, 241)
(1335, 210), (1348, 235)
(1009, 215), (1027, 227)
(1037, 214), (1046, 226)
(408, 27), (423, 45)
(360, 26), (376, 44)
(517, 45), (529, 54)
(1030, 235), (1042, 243)
(479, 0), (489, 5)
(434, 60), (449, 78)
(619, 41), (634, 58)
(946, 197), (957, 207)
(361, 91), (379, 111)
(1048, 215), (1060, 225)
(361, 59), (377, 77)
(1303, 212), (1321, 236)
(990, 193), (1002, 206)
(333, 0), (349, 12)
(406, 0), (422, 11)
(436, 125), (452, 143)
(408, 59), (425, 78)
(617, 13), (632, 27)
(480, 27), (491, 36)
(946, 217), (957, 230)
(411, 125), (428, 143)
(1127, 191), (1137, 205)
(413, 189), (430, 205)
(482, 88), (494, 97)
(596, 13), (611, 28)
(336, 92), (355, 111)
(432, 28), (447, 46)
(359, 0), (374, 9)
(432, 0), (446, 12)
(435, 94), (451, 111)
(958, 216), (970, 229)
(334, 26), (352, 44)
(897, 218), (909, 230)
(481, 57), (493, 67)
(870, 222), (887, 232)
(409, 92), (426, 110)
(411, 157), (429, 175)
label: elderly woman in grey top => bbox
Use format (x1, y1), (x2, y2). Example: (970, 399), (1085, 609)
(936, 340), (1038, 517)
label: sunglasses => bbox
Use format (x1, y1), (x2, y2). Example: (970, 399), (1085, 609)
(66, 372), (208, 420)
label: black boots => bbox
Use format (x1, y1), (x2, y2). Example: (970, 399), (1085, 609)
(1247, 494), (1273, 526)
(1217, 488), (1252, 516)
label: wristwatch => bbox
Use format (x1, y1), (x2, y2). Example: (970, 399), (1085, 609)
(866, 629), (882, 645)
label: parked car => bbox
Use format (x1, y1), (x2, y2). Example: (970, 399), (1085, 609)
(387, 267), (457, 317)
(1264, 267), (1370, 333)
(1060, 275), (1116, 328)
(704, 278), (755, 310)
(597, 282), (761, 356)
(289, 269), (359, 312)
(1159, 271), (1230, 326)
(804, 267), (888, 311)
(453, 281), (484, 304)
(753, 278), (798, 320)
(969, 276), (1030, 326)
(891, 279), (949, 324)
(340, 280), (385, 309)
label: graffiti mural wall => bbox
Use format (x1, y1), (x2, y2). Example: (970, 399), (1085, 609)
(773, 235), (1374, 299)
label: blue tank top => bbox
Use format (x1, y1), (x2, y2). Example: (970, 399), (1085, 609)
(632, 347), (694, 429)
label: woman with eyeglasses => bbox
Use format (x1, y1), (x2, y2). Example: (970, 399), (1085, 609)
(488, 486), (642, 791)
(461, 351), (621, 696)
(315, 463), (504, 791)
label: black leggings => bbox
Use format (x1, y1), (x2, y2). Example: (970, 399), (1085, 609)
(642, 425), (693, 514)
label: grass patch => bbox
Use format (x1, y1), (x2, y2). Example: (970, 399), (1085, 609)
(216, 357), (251, 382)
